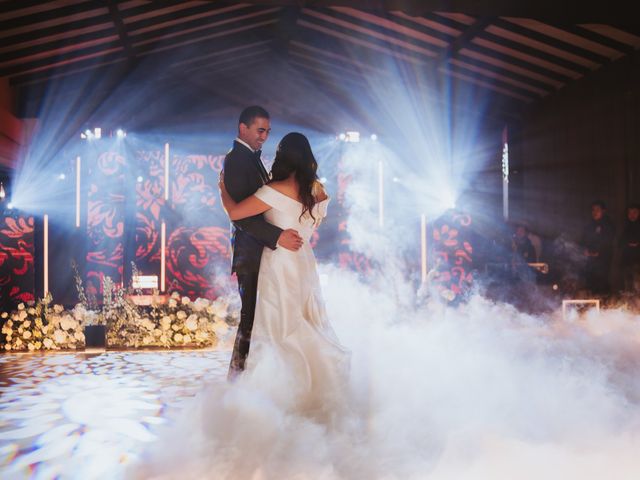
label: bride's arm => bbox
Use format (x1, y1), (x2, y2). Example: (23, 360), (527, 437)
(219, 172), (270, 220)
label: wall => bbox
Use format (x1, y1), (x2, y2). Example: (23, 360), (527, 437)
(512, 52), (640, 240)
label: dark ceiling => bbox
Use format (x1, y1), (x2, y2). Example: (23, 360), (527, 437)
(2, 0), (640, 132)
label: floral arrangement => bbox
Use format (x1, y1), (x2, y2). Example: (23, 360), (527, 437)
(103, 291), (237, 349)
(1, 266), (239, 352)
(1, 296), (85, 351)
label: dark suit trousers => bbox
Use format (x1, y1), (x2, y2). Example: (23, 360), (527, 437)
(228, 271), (259, 377)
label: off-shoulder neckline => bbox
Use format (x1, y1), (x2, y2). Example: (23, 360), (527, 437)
(262, 185), (329, 208)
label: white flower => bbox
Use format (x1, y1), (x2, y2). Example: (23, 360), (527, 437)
(48, 314), (61, 326)
(23, 331), (32, 339)
(27, 307), (36, 315)
(170, 291), (180, 300)
(53, 330), (66, 344)
(5, 344), (11, 350)
(182, 334), (192, 344)
(1, 312), (7, 318)
(168, 299), (177, 308)
(74, 331), (85, 342)
(61, 316), (76, 331)
(53, 304), (64, 313)
(140, 318), (155, 331)
(15, 337), (23, 347)
(185, 315), (198, 331)
(27, 343), (35, 351)
(181, 296), (191, 305)
(153, 329), (162, 338)
(142, 336), (152, 345)
(173, 333), (183, 342)
(160, 316), (171, 331)
(18, 303), (25, 310)
(160, 334), (168, 344)
(22, 320), (31, 328)
(171, 324), (180, 331)
(195, 331), (208, 342)
(192, 298), (209, 312)
(176, 311), (187, 320)
(19, 310), (28, 320)
(211, 298), (229, 317)
(43, 338), (53, 349)
(213, 322), (229, 336)
(72, 305), (86, 320)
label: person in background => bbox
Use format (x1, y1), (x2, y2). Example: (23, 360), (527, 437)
(581, 200), (615, 295)
(512, 223), (536, 263)
(619, 203), (640, 294)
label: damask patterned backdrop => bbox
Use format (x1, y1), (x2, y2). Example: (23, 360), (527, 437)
(0, 213), (35, 306)
(86, 146), (127, 300)
(84, 140), (232, 301)
(1, 137), (474, 307)
(431, 210), (474, 304)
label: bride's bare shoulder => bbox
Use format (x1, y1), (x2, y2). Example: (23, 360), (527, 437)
(267, 181), (288, 193)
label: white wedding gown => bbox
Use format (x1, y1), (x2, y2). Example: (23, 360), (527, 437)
(247, 185), (350, 419)
(133, 185), (350, 479)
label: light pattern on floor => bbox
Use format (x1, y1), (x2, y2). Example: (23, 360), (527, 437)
(0, 350), (230, 479)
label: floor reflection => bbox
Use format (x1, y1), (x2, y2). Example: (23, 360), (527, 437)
(0, 349), (230, 479)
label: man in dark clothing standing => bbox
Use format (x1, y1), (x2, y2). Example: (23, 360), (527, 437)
(222, 106), (303, 379)
(620, 203), (640, 293)
(581, 200), (615, 295)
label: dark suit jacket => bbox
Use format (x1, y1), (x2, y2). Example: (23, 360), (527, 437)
(223, 140), (282, 273)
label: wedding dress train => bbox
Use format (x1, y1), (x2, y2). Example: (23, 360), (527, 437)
(133, 185), (350, 479)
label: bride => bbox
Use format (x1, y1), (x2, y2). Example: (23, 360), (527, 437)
(218, 132), (349, 421)
(132, 133), (350, 480)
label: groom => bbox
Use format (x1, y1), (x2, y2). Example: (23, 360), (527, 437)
(223, 106), (303, 379)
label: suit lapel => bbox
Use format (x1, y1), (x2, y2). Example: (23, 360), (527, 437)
(255, 156), (269, 184)
(233, 140), (268, 184)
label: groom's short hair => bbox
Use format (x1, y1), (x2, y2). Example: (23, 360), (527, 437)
(239, 106), (269, 127)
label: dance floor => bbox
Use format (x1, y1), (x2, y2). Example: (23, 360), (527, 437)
(0, 349), (230, 479)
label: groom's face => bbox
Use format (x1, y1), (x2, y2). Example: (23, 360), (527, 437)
(239, 116), (271, 152)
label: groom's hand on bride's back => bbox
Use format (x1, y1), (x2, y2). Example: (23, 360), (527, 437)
(278, 229), (303, 251)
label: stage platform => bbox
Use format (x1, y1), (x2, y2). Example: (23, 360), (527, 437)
(0, 349), (231, 479)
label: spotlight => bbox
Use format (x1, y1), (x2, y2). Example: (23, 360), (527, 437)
(136, 176), (144, 183)
(370, 134), (378, 141)
(338, 133), (346, 141)
(392, 177), (401, 183)
(94, 127), (102, 139)
(7, 202), (14, 209)
(58, 173), (66, 180)
(84, 129), (93, 140)
(0, 182), (5, 200)
(116, 129), (126, 138)
(80, 132), (87, 139)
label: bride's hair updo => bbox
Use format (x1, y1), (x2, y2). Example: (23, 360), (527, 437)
(269, 132), (319, 221)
